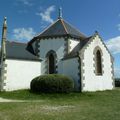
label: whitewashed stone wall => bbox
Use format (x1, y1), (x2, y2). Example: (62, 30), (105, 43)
(57, 60), (64, 74)
(69, 39), (79, 52)
(81, 35), (114, 91)
(63, 58), (80, 91)
(39, 38), (65, 59)
(4, 59), (41, 91)
(38, 38), (65, 74)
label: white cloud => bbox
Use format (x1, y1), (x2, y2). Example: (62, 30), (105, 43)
(36, 5), (55, 24)
(17, 0), (33, 6)
(106, 36), (120, 54)
(13, 28), (36, 41)
(117, 24), (120, 31)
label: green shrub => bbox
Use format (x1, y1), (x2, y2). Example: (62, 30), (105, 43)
(30, 74), (74, 93)
(115, 78), (120, 87)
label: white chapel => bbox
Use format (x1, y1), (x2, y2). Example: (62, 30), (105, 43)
(0, 10), (114, 91)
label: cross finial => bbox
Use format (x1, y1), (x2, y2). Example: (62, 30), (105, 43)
(3, 17), (7, 28)
(58, 7), (62, 19)
(95, 30), (99, 35)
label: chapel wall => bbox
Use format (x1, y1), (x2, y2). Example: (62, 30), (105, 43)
(81, 35), (114, 91)
(69, 39), (80, 52)
(3, 59), (41, 91)
(62, 58), (80, 91)
(38, 38), (66, 74)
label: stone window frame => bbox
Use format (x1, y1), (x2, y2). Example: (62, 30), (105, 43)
(35, 40), (40, 57)
(93, 46), (104, 76)
(46, 50), (57, 74)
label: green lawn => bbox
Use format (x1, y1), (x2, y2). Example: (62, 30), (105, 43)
(0, 88), (120, 120)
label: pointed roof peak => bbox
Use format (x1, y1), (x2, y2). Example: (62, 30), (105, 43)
(35, 18), (87, 39)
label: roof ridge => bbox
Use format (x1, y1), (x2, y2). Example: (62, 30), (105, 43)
(35, 19), (60, 38)
(61, 19), (68, 34)
(6, 40), (27, 44)
(6, 40), (40, 61)
(63, 20), (87, 37)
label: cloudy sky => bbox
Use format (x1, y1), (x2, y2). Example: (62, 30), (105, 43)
(0, 0), (120, 77)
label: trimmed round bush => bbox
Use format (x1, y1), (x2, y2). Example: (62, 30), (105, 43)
(30, 74), (74, 93)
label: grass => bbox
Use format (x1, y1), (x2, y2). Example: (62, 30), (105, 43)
(0, 88), (120, 120)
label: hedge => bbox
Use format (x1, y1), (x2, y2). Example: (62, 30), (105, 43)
(115, 78), (120, 87)
(30, 74), (74, 93)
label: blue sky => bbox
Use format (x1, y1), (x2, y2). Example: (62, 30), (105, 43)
(0, 0), (120, 77)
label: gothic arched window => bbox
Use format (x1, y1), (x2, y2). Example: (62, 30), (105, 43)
(48, 53), (55, 74)
(96, 50), (102, 75)
(46, 50), (57, 74)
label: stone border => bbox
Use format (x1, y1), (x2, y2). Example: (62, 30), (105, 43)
(93, 46), (104, 76)
(0, 62), (7, 91)
(79, 52), (86, 91)
(111, 58), (115, 89)
(78, 56), (82, 91)
(35, 39), (40, 57)
(68, 39), (71, 53)
(64, 37), (68, 56)
(46, 50), (58, 74)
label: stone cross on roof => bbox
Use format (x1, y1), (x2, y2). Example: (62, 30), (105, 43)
(58, 7), (62, 19)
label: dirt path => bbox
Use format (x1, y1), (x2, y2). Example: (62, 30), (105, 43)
(0, 97), (25, 102)
(0, 97), (43, 102)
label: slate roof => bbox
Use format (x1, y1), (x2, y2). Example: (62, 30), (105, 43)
(36, 19), (87, 39)
(6, 41), (40, 61)
(28, 18), (87, 45)
(27, 18), (91, 59)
